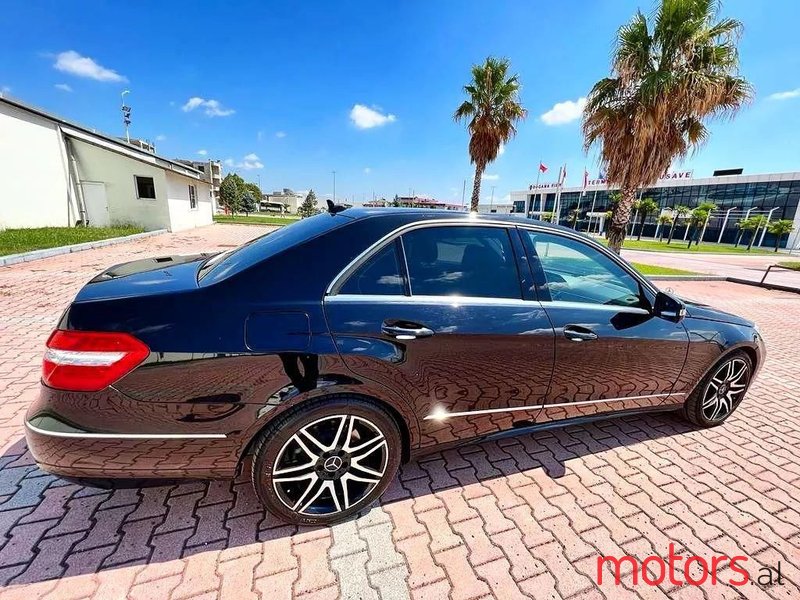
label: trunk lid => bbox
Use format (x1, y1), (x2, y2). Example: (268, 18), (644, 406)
(75, 254), (210, 302)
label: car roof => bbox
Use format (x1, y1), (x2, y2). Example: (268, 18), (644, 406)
(343, 206), (578, 233)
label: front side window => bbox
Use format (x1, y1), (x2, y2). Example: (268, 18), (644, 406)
(189, 184), (197, 209)
(339, 242), (405, 295)
(402, 226), (520, 299)
(135, 176), (156, 199)
(523, 230), (644, 307)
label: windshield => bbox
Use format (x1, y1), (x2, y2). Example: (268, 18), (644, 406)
(199, 213), (349, 284)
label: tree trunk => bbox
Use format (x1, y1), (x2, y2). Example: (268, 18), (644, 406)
(637, 212), (646, 241)
(607, 185), (635, 254)
(735, 230), (742, 247)
(469, 161), (483, 213)
(667, 219), (676, 244)
(775, 234), (781, 252)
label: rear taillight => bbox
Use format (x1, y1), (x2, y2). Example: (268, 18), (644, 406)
(42, 330), (149, 392)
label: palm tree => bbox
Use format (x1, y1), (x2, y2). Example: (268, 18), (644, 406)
(636, 198), (659, 240)
(582, 0), (753, 254)
(629, 199), (641, 236)
(667, 205), (691, 244)
(455, 57), (527, 212)
(734, 217), (753, 247)
(767, 219), (794, 252)
(657, 214), (673, 241)
(687, 202), (717, 246)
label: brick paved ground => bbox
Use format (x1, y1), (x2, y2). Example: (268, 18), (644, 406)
(1, 224), (799, 599)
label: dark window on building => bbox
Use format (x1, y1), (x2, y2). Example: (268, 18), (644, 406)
(402, 226), (520, 299)
(135, 176), (156, 199)
(339, 243), (405, 295)
(189, 185), (197, 209)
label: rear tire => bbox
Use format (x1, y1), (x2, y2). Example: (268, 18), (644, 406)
(683, 351), (753, 427)
(250, 396), (402, 525)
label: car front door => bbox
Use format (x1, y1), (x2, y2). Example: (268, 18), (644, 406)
(324, 223), (554, 450)
(519, 228), (689, 423)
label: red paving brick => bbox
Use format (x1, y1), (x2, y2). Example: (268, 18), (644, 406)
(0, 224), (799, 598)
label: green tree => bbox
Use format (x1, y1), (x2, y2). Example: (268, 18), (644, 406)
(747, 215), (768, 251)
(734, 217), (754, 247)
(241, 190), (258, 216)
(636, 198), (659, 241)
(657, 214), (673, 242)
(454, 56), (527, 212)
(767, 219), (794, 252)
(219, 174), (242, 215)
(687, 202), (717, 247)
(667, 205), (691, 244)
(298, 190), (318, 218)
(582, 0), (752, 254)
(244, 182), (263, 209)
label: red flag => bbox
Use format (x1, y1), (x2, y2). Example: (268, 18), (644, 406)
(539, 162), (548, 173)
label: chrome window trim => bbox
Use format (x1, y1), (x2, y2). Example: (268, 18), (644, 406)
(25, 420), (227, 440)
(423, 392), (684, 420)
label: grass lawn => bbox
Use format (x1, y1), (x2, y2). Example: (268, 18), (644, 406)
(598, 237), (775, 255)
(777, 261), (800, 271)
(214, 214), (301, 226)
(630, 262), (698, 276)
(0, 226), (144, 257)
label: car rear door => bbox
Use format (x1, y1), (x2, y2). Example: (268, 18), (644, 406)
(324, 222), (554, 450)
(518, 227), (689, 423)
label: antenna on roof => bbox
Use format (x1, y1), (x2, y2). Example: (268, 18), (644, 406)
(326, 199), (346, 214)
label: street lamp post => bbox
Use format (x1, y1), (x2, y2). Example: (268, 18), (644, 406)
(717, 207), (737, 244)
(758, 207), (780, 247)
(121, 90), (131, 144)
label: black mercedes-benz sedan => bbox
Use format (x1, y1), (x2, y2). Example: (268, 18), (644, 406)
(25, 207), (764, 524)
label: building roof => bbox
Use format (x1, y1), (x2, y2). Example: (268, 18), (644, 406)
(0, 95), (203, 179)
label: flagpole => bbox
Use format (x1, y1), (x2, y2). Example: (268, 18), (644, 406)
(532, 157), (542, 218)
(588, 188), (598, 234)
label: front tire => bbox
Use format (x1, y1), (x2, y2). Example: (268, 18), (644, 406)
(251, 397), (402, 525)
(683, 351), (753, 427)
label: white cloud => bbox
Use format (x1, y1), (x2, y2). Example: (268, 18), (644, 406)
(197, 149), (208, 156)
(481, 173), (500, 181)
(225, 153), (263, 170)
(350, 104), (397, 129)
(155, 134), (167, 141)
(275, 131), (287, 138)
(540, 97), (587, 125)
(53, 51), (126, 83)
(363, 167), (372, 174)
(1, 85), (11, 94)
(181, 96), (235, 117)
(768, 88), (800, 101)
(54, 83), (72, 92)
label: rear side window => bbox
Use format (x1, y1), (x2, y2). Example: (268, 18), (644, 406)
(401, 226), (520, 299)
(339, 242), (405, 295)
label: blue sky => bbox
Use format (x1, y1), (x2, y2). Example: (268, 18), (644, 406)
(2, 0), (799, 205)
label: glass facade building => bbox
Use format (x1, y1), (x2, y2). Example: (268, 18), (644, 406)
(510, 172), (800, 249)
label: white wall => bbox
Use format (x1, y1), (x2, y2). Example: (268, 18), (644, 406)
(165, 172), (213, 231)
(70, 138), (172, 231)
(0, 102), (74, 228)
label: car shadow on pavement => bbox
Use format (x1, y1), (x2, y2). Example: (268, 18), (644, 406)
(0, 409), (694, 587)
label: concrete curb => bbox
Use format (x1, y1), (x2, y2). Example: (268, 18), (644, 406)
(0, 229), (168, 267)
(647, 274), (729, 281)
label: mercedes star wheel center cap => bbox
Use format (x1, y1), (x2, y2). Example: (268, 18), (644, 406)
(323, 456), (343, 472)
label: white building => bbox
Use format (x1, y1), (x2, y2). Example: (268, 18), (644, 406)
(176, 159), (222, 212)
(0, 96), (213, 231)
(261, 188), (305, 213)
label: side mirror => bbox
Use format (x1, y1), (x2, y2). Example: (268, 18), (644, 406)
(654, 291), (686, 322)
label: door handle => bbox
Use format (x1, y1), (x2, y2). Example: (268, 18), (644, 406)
(563, 325), (598, 342)
(381, 322), (435, 340)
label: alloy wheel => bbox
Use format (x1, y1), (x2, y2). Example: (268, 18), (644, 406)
(701, 358), (749, 422)
(271, 414), (389, 516)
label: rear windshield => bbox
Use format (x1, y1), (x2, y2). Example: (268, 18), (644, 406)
(199, 213), (349, 284)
